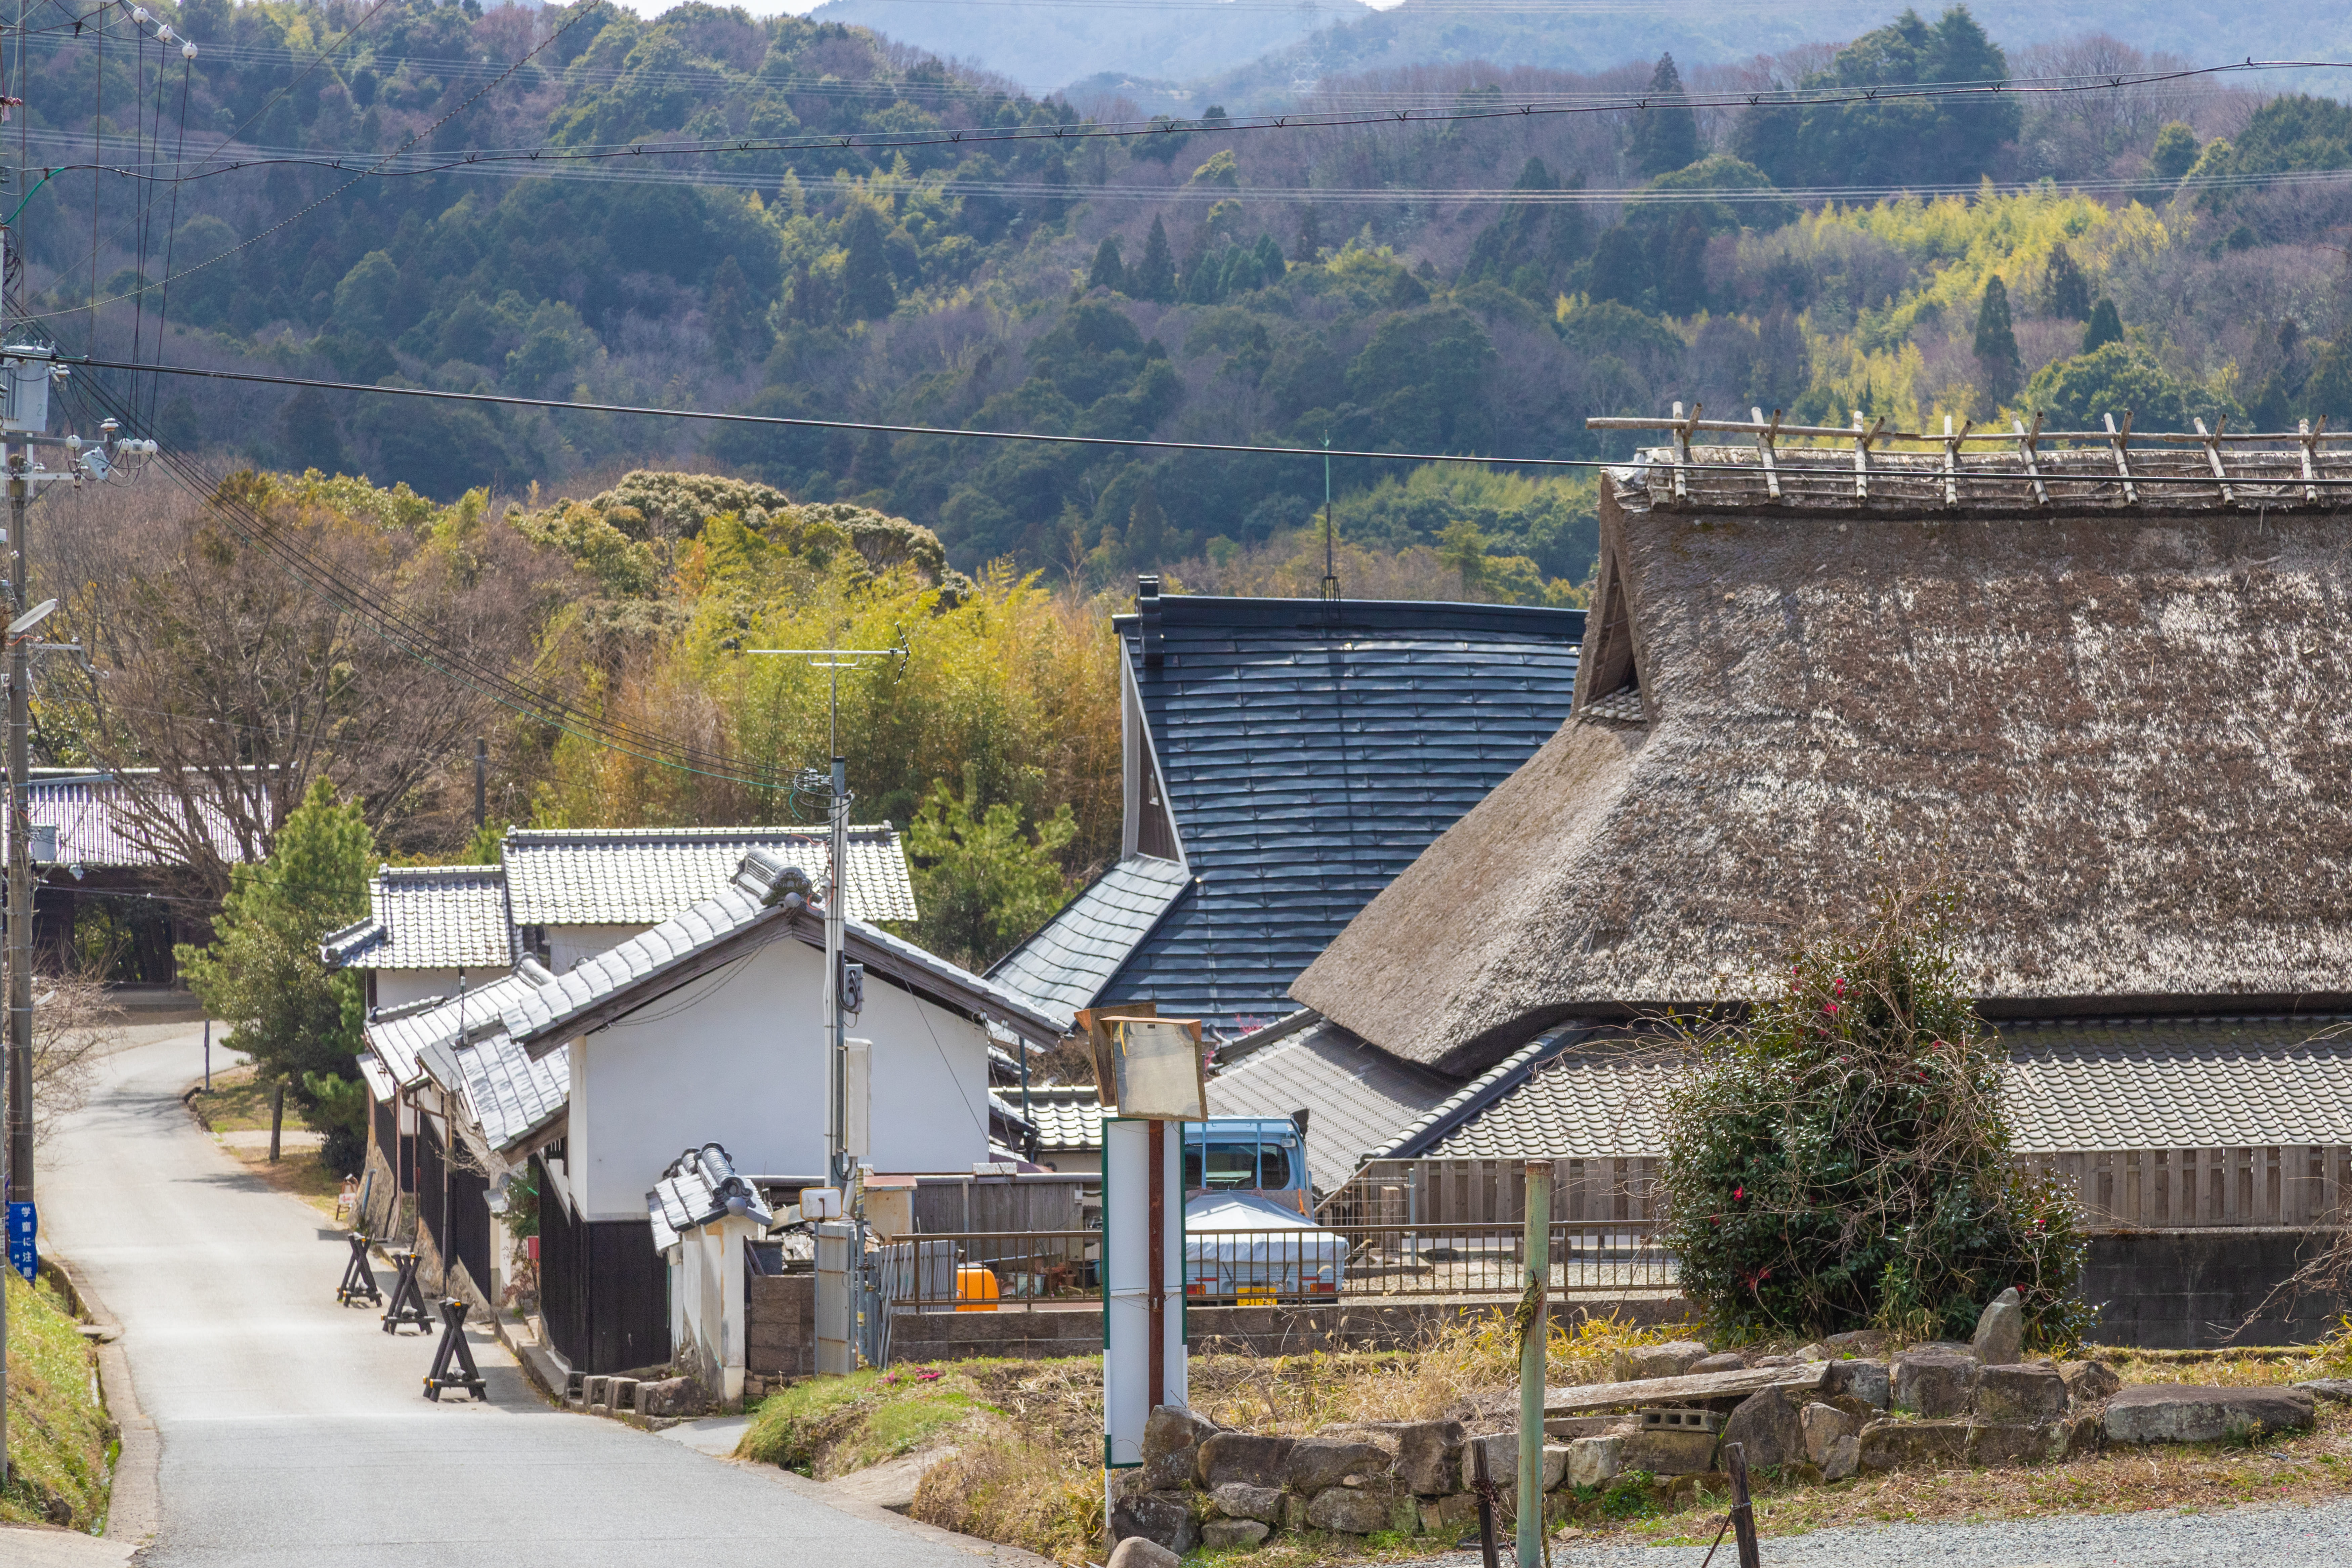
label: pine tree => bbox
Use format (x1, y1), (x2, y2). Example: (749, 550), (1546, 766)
(1087, 236), (1125, 294)
(1133, 215), (1177, 302)
(1295, 206), (1324, 264)
(1627, 53), (1700, 177)
(2044, 244), (2091, 321)
(840, 205), (897, 321)
(2082, 297), (2124, 354)
(1588, 226), (1648, 309)
(1653, 212), (1709, 317)
(1974, 275), (2021, 400)
(707, 254), (772, 372)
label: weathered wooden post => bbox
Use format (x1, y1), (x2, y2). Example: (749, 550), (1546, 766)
(268, 1080), (285, 1163)
(1518, 1158), (1552, 1568)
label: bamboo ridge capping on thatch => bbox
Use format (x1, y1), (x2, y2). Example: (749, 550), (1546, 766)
(1592, 407), (2352, 514)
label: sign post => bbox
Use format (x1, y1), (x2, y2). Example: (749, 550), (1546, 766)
(7, 1199), (35, 1283)
(1097, 1014), (1205, 1484)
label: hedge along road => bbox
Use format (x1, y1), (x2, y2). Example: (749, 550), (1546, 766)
(39, 1022), (1023, 1568)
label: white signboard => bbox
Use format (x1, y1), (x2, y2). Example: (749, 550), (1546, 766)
(1101, 1115), (1186, 1468)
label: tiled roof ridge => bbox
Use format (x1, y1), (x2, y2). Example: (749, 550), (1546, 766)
(1997, 1013), (2352, 1030)
(1112, 595), (1587, 637)
(1370, 1024), (1598, 1161)
(375, 862), (505, 883)
(503, 823), (897, 843)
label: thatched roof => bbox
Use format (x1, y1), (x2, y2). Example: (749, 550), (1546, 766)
(1294, 448), (2352, 1073)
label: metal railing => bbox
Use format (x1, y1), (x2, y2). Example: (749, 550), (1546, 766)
(880, 1221), (1674, 1311)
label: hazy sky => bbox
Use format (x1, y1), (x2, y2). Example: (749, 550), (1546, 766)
(601, 0), (1413, 15)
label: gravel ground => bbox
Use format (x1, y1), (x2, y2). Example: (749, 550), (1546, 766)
(1394, 1497), (2352, 1566)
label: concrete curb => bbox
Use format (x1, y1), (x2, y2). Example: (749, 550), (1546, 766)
(759, 1464), (1061, 1565)
(45, 1255), (159, 1551)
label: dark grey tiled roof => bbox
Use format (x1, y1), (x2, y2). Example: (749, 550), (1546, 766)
(1387, 1016), (2352, 1163)
(323, 864), (512, 972)
(1205, 1020), (1460, 1191)
(647, 1143), (773, 1252)
(988, 856), (1190, 1024)
(501, 857), (1064, 1051)
(502, 824), (917, 926)
(366, 970), (551, 1086)
(2002, 1016), (2352, 1153)
(1016, 593), (1582, 1037)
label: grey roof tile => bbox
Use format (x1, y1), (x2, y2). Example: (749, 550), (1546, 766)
(366, 970), (551, 1086)
(14, 771), (248, 868)
(502, 857), (1063, 1050)
(324, 864), (512, 971)
(1204, 1020), (1460, 1191)
(995, 595), (1583, 1037)
(503, 824), (916, 926)
(988, 856), (1190, 1022)
(647, 1143), (773, 1252)
(1020, 1085), (1106, 1152)
(1403, 1016), (2352, 1162)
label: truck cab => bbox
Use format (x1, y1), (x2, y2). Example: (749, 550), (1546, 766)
(1182, 1117), (1311, 1214)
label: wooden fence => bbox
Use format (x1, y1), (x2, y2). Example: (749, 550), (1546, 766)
(1338, 1148), (2352, 1234)
(2018, 1146), (2352, 1231)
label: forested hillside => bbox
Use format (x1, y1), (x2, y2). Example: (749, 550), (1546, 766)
(17, 0), (2352, 602)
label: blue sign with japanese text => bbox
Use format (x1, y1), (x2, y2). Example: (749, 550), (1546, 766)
(7, 1201), (34, 1284)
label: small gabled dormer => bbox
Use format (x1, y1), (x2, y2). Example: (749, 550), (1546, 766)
(1572, 535), (1648, 726)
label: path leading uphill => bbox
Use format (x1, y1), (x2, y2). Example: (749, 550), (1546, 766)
(38, 1022), (1029, 1568)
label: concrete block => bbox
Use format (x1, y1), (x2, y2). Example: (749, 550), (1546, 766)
(1622, 1428), (1718, 1475)
(607, 1376), (639, 1413)
(1892, 1351), (1979, 1418)
(1974, 1364), (2067, 1423)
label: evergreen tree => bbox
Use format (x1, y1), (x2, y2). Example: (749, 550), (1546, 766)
(2082, 297), (2124, 355)
(1627, 53), (1700, 177)
(1087, 236), (1125, 294)
(2150, 121), (2201, 182)
(177, 777), (373, 1152)
(1133, 215), (1177, 302)
(1653, 212), (1710, 316)
(1295, 206), (1324, 264)
(1128, 476), (1167, 567)
(2044, 243), (2091, 321)
(1588, 226), (1649, 309)
(707, 254), (772, 372)
(1973, 274), (2021, 400)
(841, 204), (897, 321)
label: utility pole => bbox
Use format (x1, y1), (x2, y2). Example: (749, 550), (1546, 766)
(738, 640), (905, 1191)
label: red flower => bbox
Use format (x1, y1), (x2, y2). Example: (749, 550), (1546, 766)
(1825, 1002), (1840, 1015)
(1733, 1185), (1745, 1202)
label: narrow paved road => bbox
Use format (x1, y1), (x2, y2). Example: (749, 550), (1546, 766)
(40, 1023), (1007, 1567)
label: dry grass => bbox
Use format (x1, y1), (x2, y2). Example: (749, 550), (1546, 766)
(186, 1065), (349, 1223)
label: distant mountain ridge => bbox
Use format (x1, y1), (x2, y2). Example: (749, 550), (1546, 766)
(806, 0), (1375, 96)
(819, 0), (2352, 108)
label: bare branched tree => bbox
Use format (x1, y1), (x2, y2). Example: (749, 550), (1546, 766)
(30, 974), (123, 1144)
(39, 472), (578, 886)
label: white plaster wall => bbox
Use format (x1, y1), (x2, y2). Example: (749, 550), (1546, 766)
(373, 968), (460, 1010)
(568, 934), (993, 1220)
(548, 923), (653, 973)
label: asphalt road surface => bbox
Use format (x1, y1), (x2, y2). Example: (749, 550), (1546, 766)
(39, 1022), (1012, 1568)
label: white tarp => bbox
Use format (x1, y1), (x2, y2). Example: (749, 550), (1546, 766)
(1183, 1192), (1345, 1297)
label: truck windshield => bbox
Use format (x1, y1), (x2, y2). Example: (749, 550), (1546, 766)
(1184, 1140), (1294, 1191)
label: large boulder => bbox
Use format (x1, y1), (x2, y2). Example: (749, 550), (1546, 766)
(1974, 1364), (2068, 1423)
(1107, 1538), (1182, 1568)
(1211, 1482), (1284, 1524)
(1857, 1418), (1971, 1473)
(2103, 1386), (2316, 1445)
(1198, 1433), (1294, 1491)
(1201, 1519), (1269, 1549)
(1391, 1419), (1466, 1494)
(1110, 1491), (1197, 1556)
(1306, 1487), (1392, 1535)
(2062, 1360), (2123, 1404)
(1564, 1435), (1623, 1490)
(1823, 1360), (1890, 1409)
(1823, 1329), (1890, 1355)
(1613, 1340), (1711, 1381)
(2298, 1379), (2352, 1405)
(1141, 1404), (1216, 1490)
(1285, 1439), (1391, 1496)
(1688, 1352), (1748, 1374)
(1799, 1402), (1861, 1468)
(1970, 1288), (2025, 1367)
(1893, 1351), (1980, 1418)
(1721, 1385), (1806, 1470)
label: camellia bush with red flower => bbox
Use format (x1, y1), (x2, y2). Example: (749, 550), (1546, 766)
(1657, 884), (2092, 1348)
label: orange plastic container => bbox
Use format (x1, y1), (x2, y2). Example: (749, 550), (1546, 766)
(954, 1264), (1001, 1312)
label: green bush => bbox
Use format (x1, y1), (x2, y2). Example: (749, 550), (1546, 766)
(1658, 885), (2092, 1347)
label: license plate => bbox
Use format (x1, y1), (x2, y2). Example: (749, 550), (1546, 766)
(1236, 1291), (1276, 1306)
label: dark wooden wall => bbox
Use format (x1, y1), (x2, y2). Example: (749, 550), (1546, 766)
(536, 1156), (669, 1374)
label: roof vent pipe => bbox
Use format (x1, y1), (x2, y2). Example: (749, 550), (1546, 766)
(1138, 575), (1164, 667)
